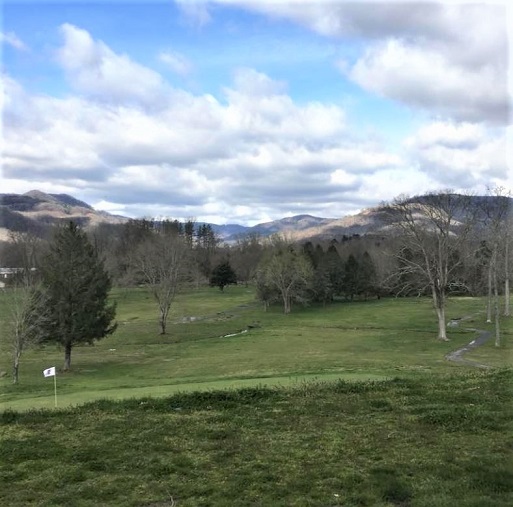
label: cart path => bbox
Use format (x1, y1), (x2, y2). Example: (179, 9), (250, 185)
(445, 320), (493, 369)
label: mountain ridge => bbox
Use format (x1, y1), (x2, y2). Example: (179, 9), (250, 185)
(1, 190), (511, 243)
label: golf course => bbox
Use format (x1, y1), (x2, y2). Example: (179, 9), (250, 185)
(1, 286), (512, 506)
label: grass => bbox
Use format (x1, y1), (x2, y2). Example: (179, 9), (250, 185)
(1, 286), (511, 410)
(1, 369), (512, 506)
(1, 286), (512, 505)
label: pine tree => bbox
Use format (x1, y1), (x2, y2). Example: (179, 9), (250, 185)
(210, 260), (237, 291)
(39, 222), (117, 370)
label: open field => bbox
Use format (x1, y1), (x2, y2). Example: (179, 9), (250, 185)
(1, 286), (511, 410)
(1, 369), (512, 506)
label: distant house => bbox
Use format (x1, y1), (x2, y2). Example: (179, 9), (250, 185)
(0, 267), (37, 281)
(0, 267), (24, 278)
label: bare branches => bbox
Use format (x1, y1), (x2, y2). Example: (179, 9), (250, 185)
(383, 191), (477, 340)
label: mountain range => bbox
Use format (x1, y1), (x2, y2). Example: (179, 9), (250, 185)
(1, 190), (510, 243)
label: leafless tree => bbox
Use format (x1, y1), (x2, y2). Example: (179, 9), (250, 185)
(130, 232), (189, 335)
(384, 192), (476, 341)
(479, 188), (512, 346)
(8, 277), (49, 384)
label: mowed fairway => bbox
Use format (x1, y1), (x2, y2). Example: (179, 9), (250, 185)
(1, 286), (510, 410)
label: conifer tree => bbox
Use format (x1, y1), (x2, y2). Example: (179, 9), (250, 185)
(39, 222), (117, 370)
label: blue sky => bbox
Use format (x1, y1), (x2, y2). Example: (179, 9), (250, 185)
(1, 1), (511, 225)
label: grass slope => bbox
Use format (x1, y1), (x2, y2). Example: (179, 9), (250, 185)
(1, 287), (511, 410)
(1, 369), (512, 506)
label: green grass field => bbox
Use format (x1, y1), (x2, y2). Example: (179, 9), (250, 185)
(1, 286), (512, 506)
(1, 370), (512, 506)
(1, 286), (511, 410)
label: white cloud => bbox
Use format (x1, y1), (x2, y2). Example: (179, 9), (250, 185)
(159, 50), (193, 76)
(0, 31), (29, 51)
(3, 18), (510, 225)
(347, 38), (507, 123)
(56, 23), (169, 108)
(406, 120), (508, 187)
(206, 1), (509, 124)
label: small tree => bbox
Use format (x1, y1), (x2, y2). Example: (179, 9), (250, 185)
(257, 242), (313, 314)
(39, 222), (117, 370)
(131, 231), (189, 335)
(9, 281), (49, 384)
(210, 260), (237, 291)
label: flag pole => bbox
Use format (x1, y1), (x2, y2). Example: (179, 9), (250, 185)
(53, 373), (57, 408)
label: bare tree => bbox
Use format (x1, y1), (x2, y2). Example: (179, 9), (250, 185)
(8, 278), (49, 384)
(479, 189), (512, 346)
(131, 232), (189, 335)
(384, 192), (475, 341)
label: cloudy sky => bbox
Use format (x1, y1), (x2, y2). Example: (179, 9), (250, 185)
(1, 0), (511, 225)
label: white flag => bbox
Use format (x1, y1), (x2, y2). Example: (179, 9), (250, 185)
(43, 367), (56, 378)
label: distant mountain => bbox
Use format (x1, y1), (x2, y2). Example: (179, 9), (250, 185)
(0, 191), (127, 240)
(1, 190), (510, 244)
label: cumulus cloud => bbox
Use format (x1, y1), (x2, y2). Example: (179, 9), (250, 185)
(2, 47), (401, 223)
(406, 120), (508, 187)
(347, 38), (507, 124)
(4, 18), (508, 225)
(201, 1), (509, 124)
(56, 23), (169, 108)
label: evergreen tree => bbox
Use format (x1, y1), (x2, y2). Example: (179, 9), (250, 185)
(39, 222), (117, 370)
(359, 251), (377, 299)
(210, 260), (237, 291)
(344, 254), (360, 300)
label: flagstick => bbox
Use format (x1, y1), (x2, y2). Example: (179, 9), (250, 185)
(53, 373), (58, 408)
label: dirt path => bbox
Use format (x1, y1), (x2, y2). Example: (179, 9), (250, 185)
(445, 317), (493, 369)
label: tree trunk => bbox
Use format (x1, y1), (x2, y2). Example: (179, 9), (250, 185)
(504, 278), (510, 317)
(283, 293), (291, 314)
(486, 262), (493, 323)
(64, 342), (72, 370)
(12, 353), (20, 384)
(494, 266), (500, 347)
(504, 240), (510, 317)
(159, 314), (167, 335)
(433, 288), (448, 341)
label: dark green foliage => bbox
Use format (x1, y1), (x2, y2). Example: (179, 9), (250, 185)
(344, 253), (359, 299)
(210, 260), (237, 291)
(38, 221), (117, 369)
(359, 251), (377, 298)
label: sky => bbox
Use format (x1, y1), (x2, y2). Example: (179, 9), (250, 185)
(1, 0), (511, 225)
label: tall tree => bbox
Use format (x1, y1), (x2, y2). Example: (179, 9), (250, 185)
(359, 251), (377, 299)
(39, 222), (117, 370)
(479, 189), (512, 346)
(344, 254), (359, 300)
(384, 193), (475, 341)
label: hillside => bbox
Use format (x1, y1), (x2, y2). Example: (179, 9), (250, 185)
(0, 191), (127, 240)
